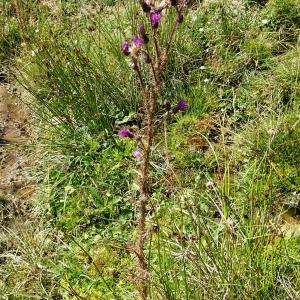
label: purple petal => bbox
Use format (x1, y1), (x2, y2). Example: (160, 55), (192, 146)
(176, 99), (188, 112)
(118, 128), (133, 138)
(121, 41), (130, 56)
(139, 23), (146, 36)
(139, 23), (149, 43)
(132, 36), (144, 47)
(150, 12), (161, 29)
(133, 150), (142, 158)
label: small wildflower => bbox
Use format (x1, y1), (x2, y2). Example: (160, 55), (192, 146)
(190, 15), (197, 22)
(176, 99), (188, 111)
(150, 12), (162, 29)
(199, 27), (204, 32)
(118, 128), (133, 138)
(173, 99), (188, 113)
(133, 150), (142, 158)
(132, 36), (144, 47)
(261, 19), (269, 25)
(57, 84), (63, 97)
(200, 65), (206, 70)
(204, 78), (209, 83)
(31, 48), (38, 57)
(121, 41), (130, 56)
(267, 128), (276, 135)
(206, 181), (214, 189)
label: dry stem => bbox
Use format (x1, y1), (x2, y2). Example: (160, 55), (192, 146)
(133, 3), (187, 299)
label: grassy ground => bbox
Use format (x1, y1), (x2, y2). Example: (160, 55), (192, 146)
(1, 0), (300, 299)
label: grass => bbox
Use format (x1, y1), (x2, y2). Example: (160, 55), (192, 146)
(1, 0), (300, 299)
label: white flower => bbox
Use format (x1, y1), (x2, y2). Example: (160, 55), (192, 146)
(261, 19), (269, 25)
(31, 48), (38, 57)
(267, 128), (276, 135)
(190, 15), (197, 22)
(35, 29), (39, 33)
(204, 78), (209, 83)
(200, 65), (206, 70)
(199, 27), (204, 32)
(206, 181), (214, 189)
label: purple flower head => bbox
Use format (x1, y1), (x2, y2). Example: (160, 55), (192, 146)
(150, 12), (162, 29)
(121, 41), (130, 56)
(177, 99), (188, 111)
(118, 128), (133, 138)
(139, 23), (146, 36)
(173, 99), (188, 113)
(132, 36), (144, 47)
(133, 150), (142, 158)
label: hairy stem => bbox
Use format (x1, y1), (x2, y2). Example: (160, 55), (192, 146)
(133, 3), (187, 298)
(135, 98), (155, 300)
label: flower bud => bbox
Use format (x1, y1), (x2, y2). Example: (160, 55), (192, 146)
(177, 14), (184, 24)
(139, 23), (149, 44)
(144, 52), (151, 64)
(118, 128), (133, 138)
(164, 100), (171, 111)
(132, 60), (139, 70)
(133, 150), (142, 158)
(150, 12), (162, 29)
(206, 181), (214, 189)
(139, 0), (151, 13)
(121, 41), (130, 56)
(132, 36), (144, 47)
(173, 99), (188, 113)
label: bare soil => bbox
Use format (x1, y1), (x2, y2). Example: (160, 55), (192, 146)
(0, 84), (35, 227)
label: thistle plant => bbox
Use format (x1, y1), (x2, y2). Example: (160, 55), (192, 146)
(119, 1), (189, 299)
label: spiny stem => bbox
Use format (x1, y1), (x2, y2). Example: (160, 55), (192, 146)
(131, 3), (187, 299)
(135, 102), (155, 300)
(134, 60), (150, 114)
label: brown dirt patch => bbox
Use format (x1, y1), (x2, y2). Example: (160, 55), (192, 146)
(0, 84), (35, 227)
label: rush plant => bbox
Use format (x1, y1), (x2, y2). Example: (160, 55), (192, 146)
(118, 1), (190, 299)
